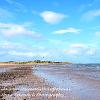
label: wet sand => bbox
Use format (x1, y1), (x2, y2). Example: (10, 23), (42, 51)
(0, 64), (100, 100)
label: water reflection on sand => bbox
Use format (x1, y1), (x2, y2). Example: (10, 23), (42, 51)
(0, 64), (100, 100)
(34, 64), (100, 100)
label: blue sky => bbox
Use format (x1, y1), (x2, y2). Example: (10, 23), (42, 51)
(0, 0), (100, 63)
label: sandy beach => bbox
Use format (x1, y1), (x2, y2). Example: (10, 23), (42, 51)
(0, 64), (100, 100)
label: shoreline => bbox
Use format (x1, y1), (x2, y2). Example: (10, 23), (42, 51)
(0, 65), (72, 100)
(0, 64), (100, 100)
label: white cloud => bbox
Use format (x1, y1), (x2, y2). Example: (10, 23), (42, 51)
(82, 9), (100, 21)
(53, 27), (80, 34)
(0, 41), (15, 49)
(0, 41), (26, 49)
(70, 43), (87, 49)
(0, 23), (41, 38)
(95, 31), (100, 36)
(0, 40), (51, 58)
(8, 51), (35, 57)
(40, 11), (67, 24)
(48, 39), (65, 45)
(8, 50), (50, 58)
(86, 49), (96, 56)
(63, 43), (97, 56)
(64, 49), (78, 55)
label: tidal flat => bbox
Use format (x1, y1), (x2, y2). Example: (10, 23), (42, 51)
(0, 64), (100, 100)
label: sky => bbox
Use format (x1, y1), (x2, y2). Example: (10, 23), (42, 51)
(0, 0), (100, 63)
